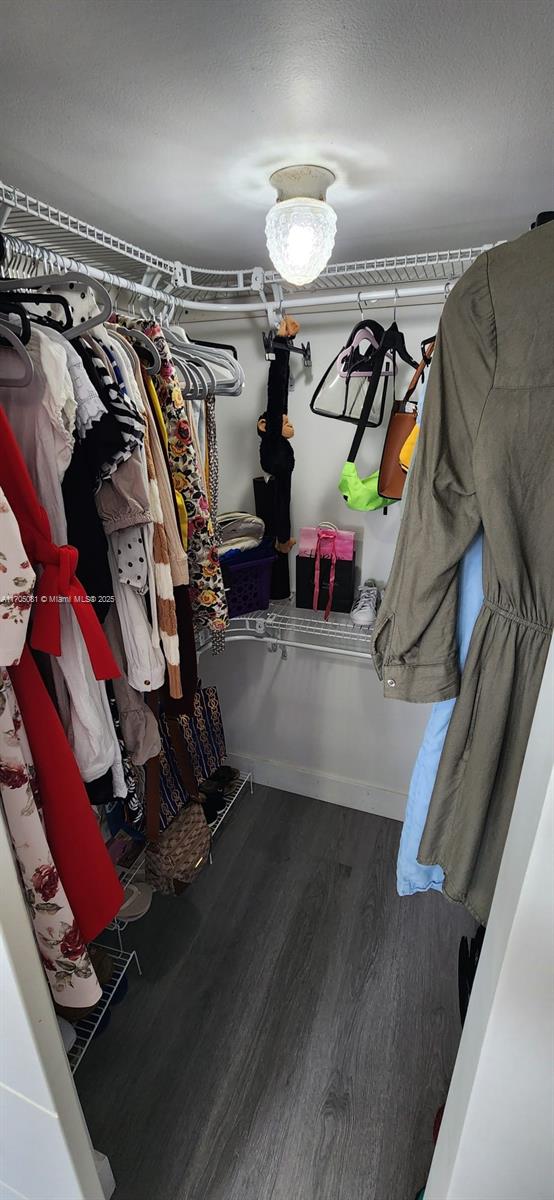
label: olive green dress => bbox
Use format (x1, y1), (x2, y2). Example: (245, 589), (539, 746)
(372, 223), (554, 923)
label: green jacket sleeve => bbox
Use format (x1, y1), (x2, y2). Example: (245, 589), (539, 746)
(372, 251), (496, 701)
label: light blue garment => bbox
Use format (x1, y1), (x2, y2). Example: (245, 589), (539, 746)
(396, 376), (484, 895)
(397, 531), (484, 894)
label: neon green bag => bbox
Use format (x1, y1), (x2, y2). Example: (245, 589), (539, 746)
(336, 322), (415, 513)
(338, 461), (398, 512)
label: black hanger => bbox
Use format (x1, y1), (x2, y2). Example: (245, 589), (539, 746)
(0, 297), (33, 345)
(531, 211), (554, 228)
(0, 289), (73, 332)
(263, 330), (311, 368)
(385, 322), (419, 370)
(191, 335), (238, 361)
(310, 318), (386, 421)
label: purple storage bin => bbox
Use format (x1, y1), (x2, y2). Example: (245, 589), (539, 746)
(222, 552), (275, 618)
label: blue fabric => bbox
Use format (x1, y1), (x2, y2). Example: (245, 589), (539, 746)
(397, 530), (484, 894)
(396, 379), (484, 895)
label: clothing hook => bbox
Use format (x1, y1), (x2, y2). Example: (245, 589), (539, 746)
(357, 291), (365, 318)
(444, 280), (452, 302)
(393, 287), (399, 324)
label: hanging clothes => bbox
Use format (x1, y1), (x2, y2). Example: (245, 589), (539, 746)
(143, 371), (188, 548)
(0, 488), (103, 1010)
(372, 224), (554, 923)
(141, 322), (228, 635)
(0, 460), (123, 940)
(138, 368), (198, 715)
(0, 334), (123, 784)
(397, 381), (484, 895)
(39, 324), (107, 439)
(205, 395), (220, 540)
(103, 606), (162, 766)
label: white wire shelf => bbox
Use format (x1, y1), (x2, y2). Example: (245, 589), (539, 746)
(198, 598), (374, 662)
(107, 771), (253, 942)
(0, 180), (498, 311)
(68, 777), (251, 1070)
(266, 245), (492, 296)
(208, 771), (253, 839)
(67, 944), (141, 1074)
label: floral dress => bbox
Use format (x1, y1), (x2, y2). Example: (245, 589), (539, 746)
(141, 323), (228, 635)
(0, 488), (101, 1011)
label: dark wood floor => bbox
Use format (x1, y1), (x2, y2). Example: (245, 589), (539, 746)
(77, 786), (473, 1200)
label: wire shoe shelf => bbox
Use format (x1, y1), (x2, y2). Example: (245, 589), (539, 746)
(67, 945), (141, 1074)
(108, 773), (254, 944)
(70, 775), (253, 1070)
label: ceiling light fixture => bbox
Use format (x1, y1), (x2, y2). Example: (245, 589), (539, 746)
(265, 165), (337, 287)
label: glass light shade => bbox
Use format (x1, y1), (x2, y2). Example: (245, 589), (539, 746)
(265, 197), (337, 286)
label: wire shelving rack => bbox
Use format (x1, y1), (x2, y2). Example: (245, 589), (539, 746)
(67, 945), (141, 1074)
(0, 180), (499, 315)
(69, 773), (253, 1071)
(107, 772), (254, 947)
(198, 599), (374, 662)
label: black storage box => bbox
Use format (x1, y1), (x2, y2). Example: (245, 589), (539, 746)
(295, 552), (356, 614)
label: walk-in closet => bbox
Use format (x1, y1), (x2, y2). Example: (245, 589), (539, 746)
(0, 3), (553, 1199)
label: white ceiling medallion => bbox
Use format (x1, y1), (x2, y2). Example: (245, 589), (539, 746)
(265, 164), (337, 287)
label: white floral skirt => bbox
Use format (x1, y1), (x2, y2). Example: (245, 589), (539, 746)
(0, 668), (101, 1010)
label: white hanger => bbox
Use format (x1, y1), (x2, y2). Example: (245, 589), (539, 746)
(0, 321), (35, 388)
(167, 323), (244, 396)
(0, 271), (112, 339)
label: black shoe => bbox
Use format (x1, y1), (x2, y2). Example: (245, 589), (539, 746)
(199, 793), (220, 824)
(208, 766), (240, 788)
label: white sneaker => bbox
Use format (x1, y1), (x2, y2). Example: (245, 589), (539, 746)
(350, 580), (381, 626)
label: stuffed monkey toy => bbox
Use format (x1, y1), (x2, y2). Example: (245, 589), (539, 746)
(257, 320), (298, 552)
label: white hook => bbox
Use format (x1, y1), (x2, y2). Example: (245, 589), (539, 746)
(393, 287), (399, 324)
(357, 290), (365, 318)
(444, 280), (452, 302)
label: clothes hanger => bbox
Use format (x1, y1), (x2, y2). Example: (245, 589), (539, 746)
(0, 271), (113, 339)
(113, 324), (162, 375)
(167, 323), (244, 395)
(189, 356), (215, 398)
(173, 353), (202, 399)
(336, 324), (395, 379)
(191, 335), (238, 361)
(0, 290), (73, 332)
(167, 328), (237, 397)
(0, 320), (35, 388)
(0, 297), (33, 343)
(169, 336), (218, 396)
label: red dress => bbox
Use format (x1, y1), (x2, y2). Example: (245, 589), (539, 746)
(0, 407), (124, 941)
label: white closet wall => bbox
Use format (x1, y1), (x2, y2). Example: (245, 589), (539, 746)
(193, 305), (442, 817)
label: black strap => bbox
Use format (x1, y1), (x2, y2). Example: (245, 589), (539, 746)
(310, 318), (385, 422)
(347, 343), (390, 462)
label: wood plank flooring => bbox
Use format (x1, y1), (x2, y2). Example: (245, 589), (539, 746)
(77, 787), (474, 1200)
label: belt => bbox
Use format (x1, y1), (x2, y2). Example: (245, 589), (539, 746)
(32, 542), (120, 681)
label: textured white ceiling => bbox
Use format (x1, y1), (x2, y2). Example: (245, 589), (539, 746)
(0, 0), (552, 269)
